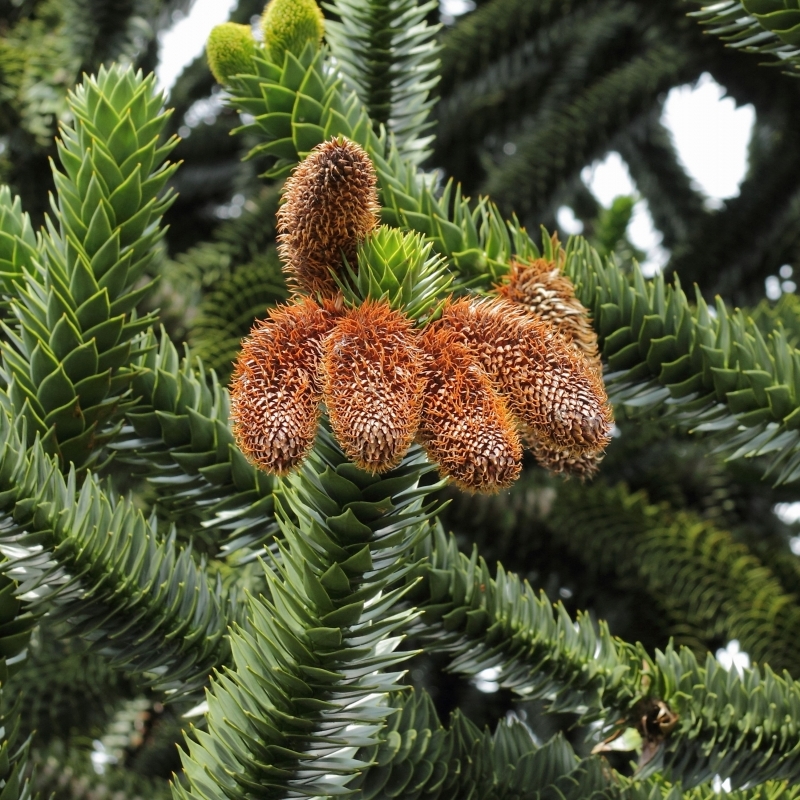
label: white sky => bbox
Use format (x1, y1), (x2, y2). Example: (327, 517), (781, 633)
(156, 3), (757, 278)
(156, 0), (238, 92)
(578, 73), (755, 273)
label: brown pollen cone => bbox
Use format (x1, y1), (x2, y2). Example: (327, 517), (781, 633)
(230, 297), (337, 475)
(525, 434), (605, 480)
(418, 326), (522, 493)
(323, 300), (424, 473)
(277, 137), (380, 296)
(497, 256), (601, 372)
(438, 297), (613, 455)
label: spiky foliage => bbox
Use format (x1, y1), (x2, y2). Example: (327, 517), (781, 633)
(175, 427), (438, 799)
(340, 226), (451, 321)
(689, 1), (800, 75)
(323, 0), (441, 161)
(563, 237), (800, 483)
(188, 253), (289, 376)
(11, 0), (800, 797)
(115, 329), (279, 557)
(445, 470), (800, 673)
(1, 65), (177, 469)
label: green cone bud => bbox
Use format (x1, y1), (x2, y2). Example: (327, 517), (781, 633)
(260, 0), (325, 65)
(207, 23), (257, 84)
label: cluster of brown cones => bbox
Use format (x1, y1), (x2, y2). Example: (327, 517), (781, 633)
(230, 137), (614, 492)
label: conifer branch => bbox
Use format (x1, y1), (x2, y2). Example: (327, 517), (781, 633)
(615, 113), (708, 251)
(113, 330), (279, 558)
(324, 0), (441, 162)
(0, 187), (38, 294)
(447, 473), (800, 674)
(688, 1), (800, 76)
(0, 410), (231, 698)
(414, 526), (800, 789)
(175, 426), (440, 799)
(564, 236), (800, 484)
(481, 44), (694, 219)
(221, 41), (800, 486)
(435, 2), (644, 186)
(1, 65), (178, 471)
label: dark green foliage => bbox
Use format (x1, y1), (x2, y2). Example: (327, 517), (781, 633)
(482, 44), (694, 219)
(0, 412), (231, 697)
(563, 237), (800, 482)
(175, 428), (439, 799)
(352, 690), (619, 799)
(32, 742), (173, 800)
(9, 623), (135, 743)
(445, 471), (800, 671)
(115, 329), (278, 557)
(414, 526), (800, 789)
(324, 0), (441, 160)
(188, 250), (288, 376)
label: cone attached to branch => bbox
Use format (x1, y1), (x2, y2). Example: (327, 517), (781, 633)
(438, 297), (612, 455)
(322, 300), (424, 473)
(418, 327), (522, 493)
(230, 297), (337, 474)
(277, 137), (380, 297)
(497, 255), (601, 372)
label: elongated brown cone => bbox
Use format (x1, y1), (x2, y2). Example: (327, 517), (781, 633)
(323, 300), (424, 473)
(525, 433), (605, 479)
(277, 137), (380, 296)
(418, 327), (522, 493)
(497, 257), (612, 476)
(230, 297), (337, 474)
(497, 257), (601, 372)
(438, 297), (613, 455)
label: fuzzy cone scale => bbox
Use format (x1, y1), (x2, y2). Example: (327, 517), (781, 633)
(438, 297), (612, 455)
(498, 257), (601, 371)
(277, 138), (380, 297)
(419, 326), (522, 492)
(498, 255), (609, 476)
(323, 301), (424, 473)
(230, 297), (336, 474)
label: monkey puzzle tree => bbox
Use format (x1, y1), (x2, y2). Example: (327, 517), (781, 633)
(2, 1), (800, 799)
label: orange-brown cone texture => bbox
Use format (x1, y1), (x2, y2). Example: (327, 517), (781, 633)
(438, 297), (613, 455)
(497, 257), (601, 372)
(230, 297), (337, 474)
(418, 327), (522, 493)
(525, 432), (604, 480)
(277, 137), (379, 296)
(323, 300), (423, 473)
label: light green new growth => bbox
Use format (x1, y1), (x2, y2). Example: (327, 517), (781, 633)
(337, 226), (451, 321)
(206, 23), (258, 84)
(261, 0), (325, 66)
(0, 187), (37, 293)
